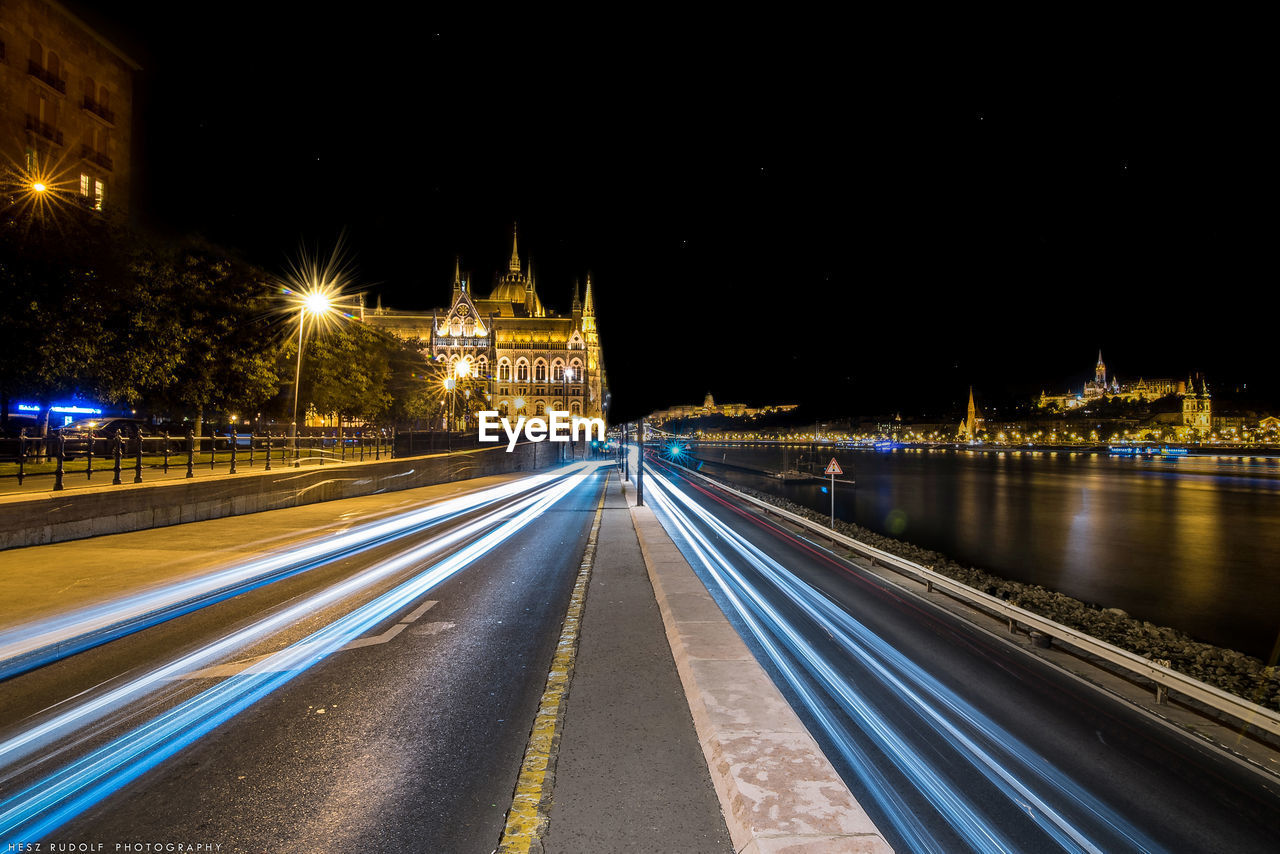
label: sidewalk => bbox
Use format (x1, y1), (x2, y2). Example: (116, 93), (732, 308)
(540, 473), (733, 853)
(537, 469), (891, 854)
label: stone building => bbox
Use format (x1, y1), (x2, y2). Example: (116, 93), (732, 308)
(365, 229), (608, 422)
(1038, 351), (1184, 411)
(1181, 373), (1211, 436)
(0, 0), (138, 215)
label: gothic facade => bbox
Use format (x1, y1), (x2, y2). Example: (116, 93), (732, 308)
(364, 229), (608, 422)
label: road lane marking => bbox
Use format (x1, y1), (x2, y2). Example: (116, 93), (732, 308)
(400, 599), (438, 623)
(496, 474), (607, 854)
(178, 600), (442, 678)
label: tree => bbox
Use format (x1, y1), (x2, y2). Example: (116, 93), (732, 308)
(139, 242), (282, 432)
(301, 323), (395, 425)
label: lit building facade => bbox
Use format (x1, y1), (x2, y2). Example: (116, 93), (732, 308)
(0, 0), (138, 214)
(1038, 351), (1183, 410)
(648, 393), (797, 423)
(364, 229), (608, 421)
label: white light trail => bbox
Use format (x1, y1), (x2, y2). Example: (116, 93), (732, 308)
(646, 465), (1166, 853)
(0, 463), (605, 844)
(0, 464), (595, 771)
(0, 467), (576, 677)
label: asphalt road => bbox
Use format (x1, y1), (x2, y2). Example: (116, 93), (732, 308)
(646, 456), (1280, 854)
(0, 464), (607, 852)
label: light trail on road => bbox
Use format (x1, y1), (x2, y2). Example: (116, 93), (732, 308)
(644, 461), (1167, 853)
(0, 464), (605, 844)
(0, 469), (574, 680)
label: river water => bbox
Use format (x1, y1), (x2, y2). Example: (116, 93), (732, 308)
(687, 446), (1280, 660)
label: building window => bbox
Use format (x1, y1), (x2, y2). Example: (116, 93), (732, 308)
(516, 360), (529, 382)
(570, 360), (582, 380)
(571, 402), (581, 416)
(534, 360), (547, 382)
(552, 360), (564, 382)
(93, 179), (105, 210)
(80, 173), (90, 196)
(498, 360), (511, 381)
(535, 401), (545, 416)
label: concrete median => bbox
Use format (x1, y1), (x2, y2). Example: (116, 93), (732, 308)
(628, 499), (894, 854)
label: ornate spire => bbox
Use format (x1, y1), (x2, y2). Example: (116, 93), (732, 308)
(584, 273), (595, 315)
(572, 278), (582, 312)
(509, 223), (521, 274)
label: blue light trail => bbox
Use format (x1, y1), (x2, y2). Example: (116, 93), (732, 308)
(0, 467), (578, 680)
(0, 465), (603, 842)
(645, 463), (1166, 853)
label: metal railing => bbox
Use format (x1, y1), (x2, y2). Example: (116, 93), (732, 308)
(0, 428), (394, 491)
(24, 114), (63, 145)
(81, 95), (115, 124)
(27, 60), (66, 93)
(675, 462), (1280, 741)
(78, 144), (113, 170)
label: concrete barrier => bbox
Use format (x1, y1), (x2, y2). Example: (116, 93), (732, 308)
(629, 500), (894, 854)
(0, 441), (561, 550)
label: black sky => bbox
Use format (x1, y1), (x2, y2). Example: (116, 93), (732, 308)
(68, 9), (1275, 422)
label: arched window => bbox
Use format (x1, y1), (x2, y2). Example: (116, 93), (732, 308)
(84, 76), (96, 101)
(99, 86), (110, 111)
(498, 401), (509, 417)
(29, 39), (42, 67)
(476, 357), (489, 378)
(47, 52), (60, 81)
(449, 317), (462, 336)
(569, 359), (583, 381)
(570, 401), (582, 415)
(534, 359), (547, 382)
(498, 359), (511, 381)
(535, 401), (545, 416)
(516, 359), (529, 382)
(552, 359), (564, 382)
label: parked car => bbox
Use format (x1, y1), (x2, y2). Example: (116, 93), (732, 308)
(54, 418), (152, 458)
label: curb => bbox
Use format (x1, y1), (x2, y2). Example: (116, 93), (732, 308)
(628, 501), (894, 854)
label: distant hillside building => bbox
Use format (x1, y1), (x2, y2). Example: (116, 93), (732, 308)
(0, 0), (139, 214)
(648, 393), (797, 423)
(364, 228), (608, 420)
(1038, 351), (1183, 410)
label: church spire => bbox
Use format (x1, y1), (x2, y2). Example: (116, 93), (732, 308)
(572, 278), (582, 313)
(584, 272), (595, 315)
(452, 255), (463, 299)
(509, 223), (521, 274)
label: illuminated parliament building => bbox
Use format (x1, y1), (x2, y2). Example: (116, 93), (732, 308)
(365, 229), (608, 421)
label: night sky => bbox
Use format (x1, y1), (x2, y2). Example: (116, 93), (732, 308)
(71, 9), (1273, 422)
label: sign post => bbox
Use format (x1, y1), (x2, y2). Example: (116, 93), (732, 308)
(824, 457), (843, 528)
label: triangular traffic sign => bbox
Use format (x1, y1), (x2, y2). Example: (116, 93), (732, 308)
(824, 458), (843, 475)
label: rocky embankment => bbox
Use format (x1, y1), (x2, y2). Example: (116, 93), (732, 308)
(710, 476), (1280, 714)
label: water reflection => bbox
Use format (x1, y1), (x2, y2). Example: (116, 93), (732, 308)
(692, 447), (1280, 658)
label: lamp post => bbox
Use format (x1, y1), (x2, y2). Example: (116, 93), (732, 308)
(287, 288), (340, 466)
(562, 366), (574, 459)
